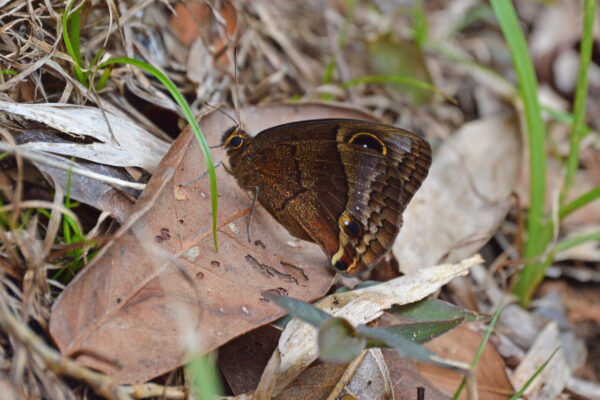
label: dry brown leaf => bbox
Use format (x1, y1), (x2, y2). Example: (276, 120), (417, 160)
(49, 103), (388, 384)
(273, 360), (348, 400)
(0, 101), (170, 173)
(268, 349), (393, 400)
(417, 324), (514, 400)
(382, 349), (449, 400)
(395, 114), (521, 273)
(218, 324), (281, 395)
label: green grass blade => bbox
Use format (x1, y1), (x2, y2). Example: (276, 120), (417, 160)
(320, 57), (336, 101)
(491, 0), (547, 306)
(452, 300), (504, 400)
(343, 74), (455, 103)
(412, 0), (428, 48)
(98, 57), (219, 250)
(509, 349), (559, 400)
(61, 0), (85, 83)
(560, 0), (596, 205)
(69, 7), (83, 67)
(559, 186), (600, 219)
(186, 353), (223, 400)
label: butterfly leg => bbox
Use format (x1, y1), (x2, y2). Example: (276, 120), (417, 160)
(181, 161), (223, 186)
(247, 186), (259, 243)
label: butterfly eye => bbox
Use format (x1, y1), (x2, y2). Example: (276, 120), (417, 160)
(348, 132), (387, 155)
(227, 134), (244, 150)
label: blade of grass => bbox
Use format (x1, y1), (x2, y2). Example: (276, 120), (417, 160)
(529, 230), (600, 298)
(320, 57), (336, 101)
(560, 0), (596, 205)
(509, 0), (596, 305)
(490, 0), (547, 306)
(452, 300), (504, 400)
(509, 349), (559, 400)
(186, 353), (223, 400)
(559, 186), (600, 219)
(342, 74), (456, 103)
(98, 57), (219, 250)
(62, 0), (85, 83)
(412, 0), (428, 48)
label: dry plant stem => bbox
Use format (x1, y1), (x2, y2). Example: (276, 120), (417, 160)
(0, 288), (133, 400)
(325, 350), (368, 400)
(253, 348), (282, 400)
(466, 373), (478, 400)
(124, 382), (187, 399)
(0, 130), (23, 227)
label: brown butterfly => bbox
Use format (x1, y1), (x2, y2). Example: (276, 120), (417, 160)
(222, 119), (431, 276)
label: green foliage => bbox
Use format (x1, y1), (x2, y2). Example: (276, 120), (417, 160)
(388, 297), (488, 322)
(62, 0), (110, 90)
(452, 301), (504, 399)
(319, 318), (366, 362)
(186, 352), (223, 400)
(267, 294), (470, 372)
(98, 57), (219, 250)
(509, 349), (558, 400)
(59, 1), (220, 249)
(491, 0), (599, 306)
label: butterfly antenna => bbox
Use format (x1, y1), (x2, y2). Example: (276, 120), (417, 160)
(203, 101), (239, 129)
(233, 46), (243, 128)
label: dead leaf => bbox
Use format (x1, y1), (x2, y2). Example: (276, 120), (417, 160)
(273, 349), (392, 400)
(396, 114), (521, 273)
(382, 349), (449, 400)
(218, 324), (281, 395)
(170, 1), (237, 47)
(0, 101), (170, 173)
(49, 103), (388, 384)
(273, 360), (348, 400)
(417, 324), (514, 400)
(15, 130), (138, 223)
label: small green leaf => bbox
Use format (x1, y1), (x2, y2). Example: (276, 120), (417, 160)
(358, 324), (468, 373)
(266, 294), (331, 327)
(373, 318), (464, 345)
(366, 35), (434, 105)
(388, 298), (487, 322)
(318, 318), (366, 363)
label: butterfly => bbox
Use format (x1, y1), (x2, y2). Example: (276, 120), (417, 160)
(222, 118), (431, 276)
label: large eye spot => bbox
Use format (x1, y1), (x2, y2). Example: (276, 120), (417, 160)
(345, 219), (361, 236)
(348, 132), (386, 155)
(334, 258), (350, 271)
(340, 214), (363, 238)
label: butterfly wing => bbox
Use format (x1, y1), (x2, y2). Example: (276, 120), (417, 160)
(230, 119), (431, 275)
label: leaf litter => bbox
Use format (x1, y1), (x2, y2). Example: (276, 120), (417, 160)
(1, 0), (599, 399)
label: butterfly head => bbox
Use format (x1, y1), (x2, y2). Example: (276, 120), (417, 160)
(221, 126), (251, 152)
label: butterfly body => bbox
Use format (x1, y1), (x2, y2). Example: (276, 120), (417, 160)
(222, 119), (431, 276)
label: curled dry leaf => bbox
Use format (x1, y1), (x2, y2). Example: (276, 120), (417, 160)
(49, 103), (391, 384)
(396, 114), (522, 273)
(0, 101), (170, 173)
